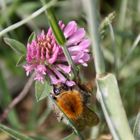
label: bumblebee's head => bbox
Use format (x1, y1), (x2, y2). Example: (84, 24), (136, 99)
(52, 84), (70, 100)
(53, 84), (70, 95)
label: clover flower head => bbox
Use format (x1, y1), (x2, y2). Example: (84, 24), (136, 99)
(24, 21), (91, 86)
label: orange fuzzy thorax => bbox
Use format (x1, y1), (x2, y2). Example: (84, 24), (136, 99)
(56, 90), (83, 120)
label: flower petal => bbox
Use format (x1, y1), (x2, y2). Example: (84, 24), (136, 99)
(65, 80), (75, 86)
(34, 73), (45, 83)
(79, 39), (91, 50)
(68, 42), (90, 53)
(35, 64), (46, 75)
(53, 69), (66, 83)
(55, 64), (71, 73)
(67, 28), (85, 45)
(48, 46), (59, 64)
(64, 21), (77, 38)
(59, 20), (65, 30)
(46, 69), (61, 84)
(82, 53), (90, 62)
(23, 64), (36, 76)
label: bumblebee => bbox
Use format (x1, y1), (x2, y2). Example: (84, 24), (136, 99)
(51, 83), (99, 131)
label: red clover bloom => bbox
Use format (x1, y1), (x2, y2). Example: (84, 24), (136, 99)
(24, 21), (91, 86)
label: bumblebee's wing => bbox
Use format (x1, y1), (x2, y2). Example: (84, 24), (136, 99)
(73, 106), (99, 131)
(83, 106), (99, 126)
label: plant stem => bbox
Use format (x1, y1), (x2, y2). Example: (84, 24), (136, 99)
(107, 20), (117, 74)
(119, 34), (140, 71)
(61, 45), (78, 78)
(118, 0), (128, 31)
(82, 0), (105, 76)
(117, 0), (128, 62)
(133, 111), (140, 139)
(46, 8), (66, 45)
(0, 0), (57, 37)
(96, 74), (135, 140)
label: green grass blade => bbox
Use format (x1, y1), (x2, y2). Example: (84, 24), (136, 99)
(0, 70), (21, 129)
(133, 111), (140, 140)
(97, 73), (134, 140)
(0, 124), (33, 140)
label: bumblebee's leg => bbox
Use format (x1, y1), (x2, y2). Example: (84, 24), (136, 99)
(50, 93), (57, 100)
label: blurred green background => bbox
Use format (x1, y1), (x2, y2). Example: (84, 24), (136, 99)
(0, 0), (140, 139)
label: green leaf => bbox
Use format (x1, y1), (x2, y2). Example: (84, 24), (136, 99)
(62, 132), (75, 140)
(4, 37), (26, 55)
(133, 111), (140, 140)
(0, 124), (33, 140)
(35, 80), (52, 102)
(28, 32), (36, 43)
(16, 55), (26, 66)
(46, 8), (66, 45)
